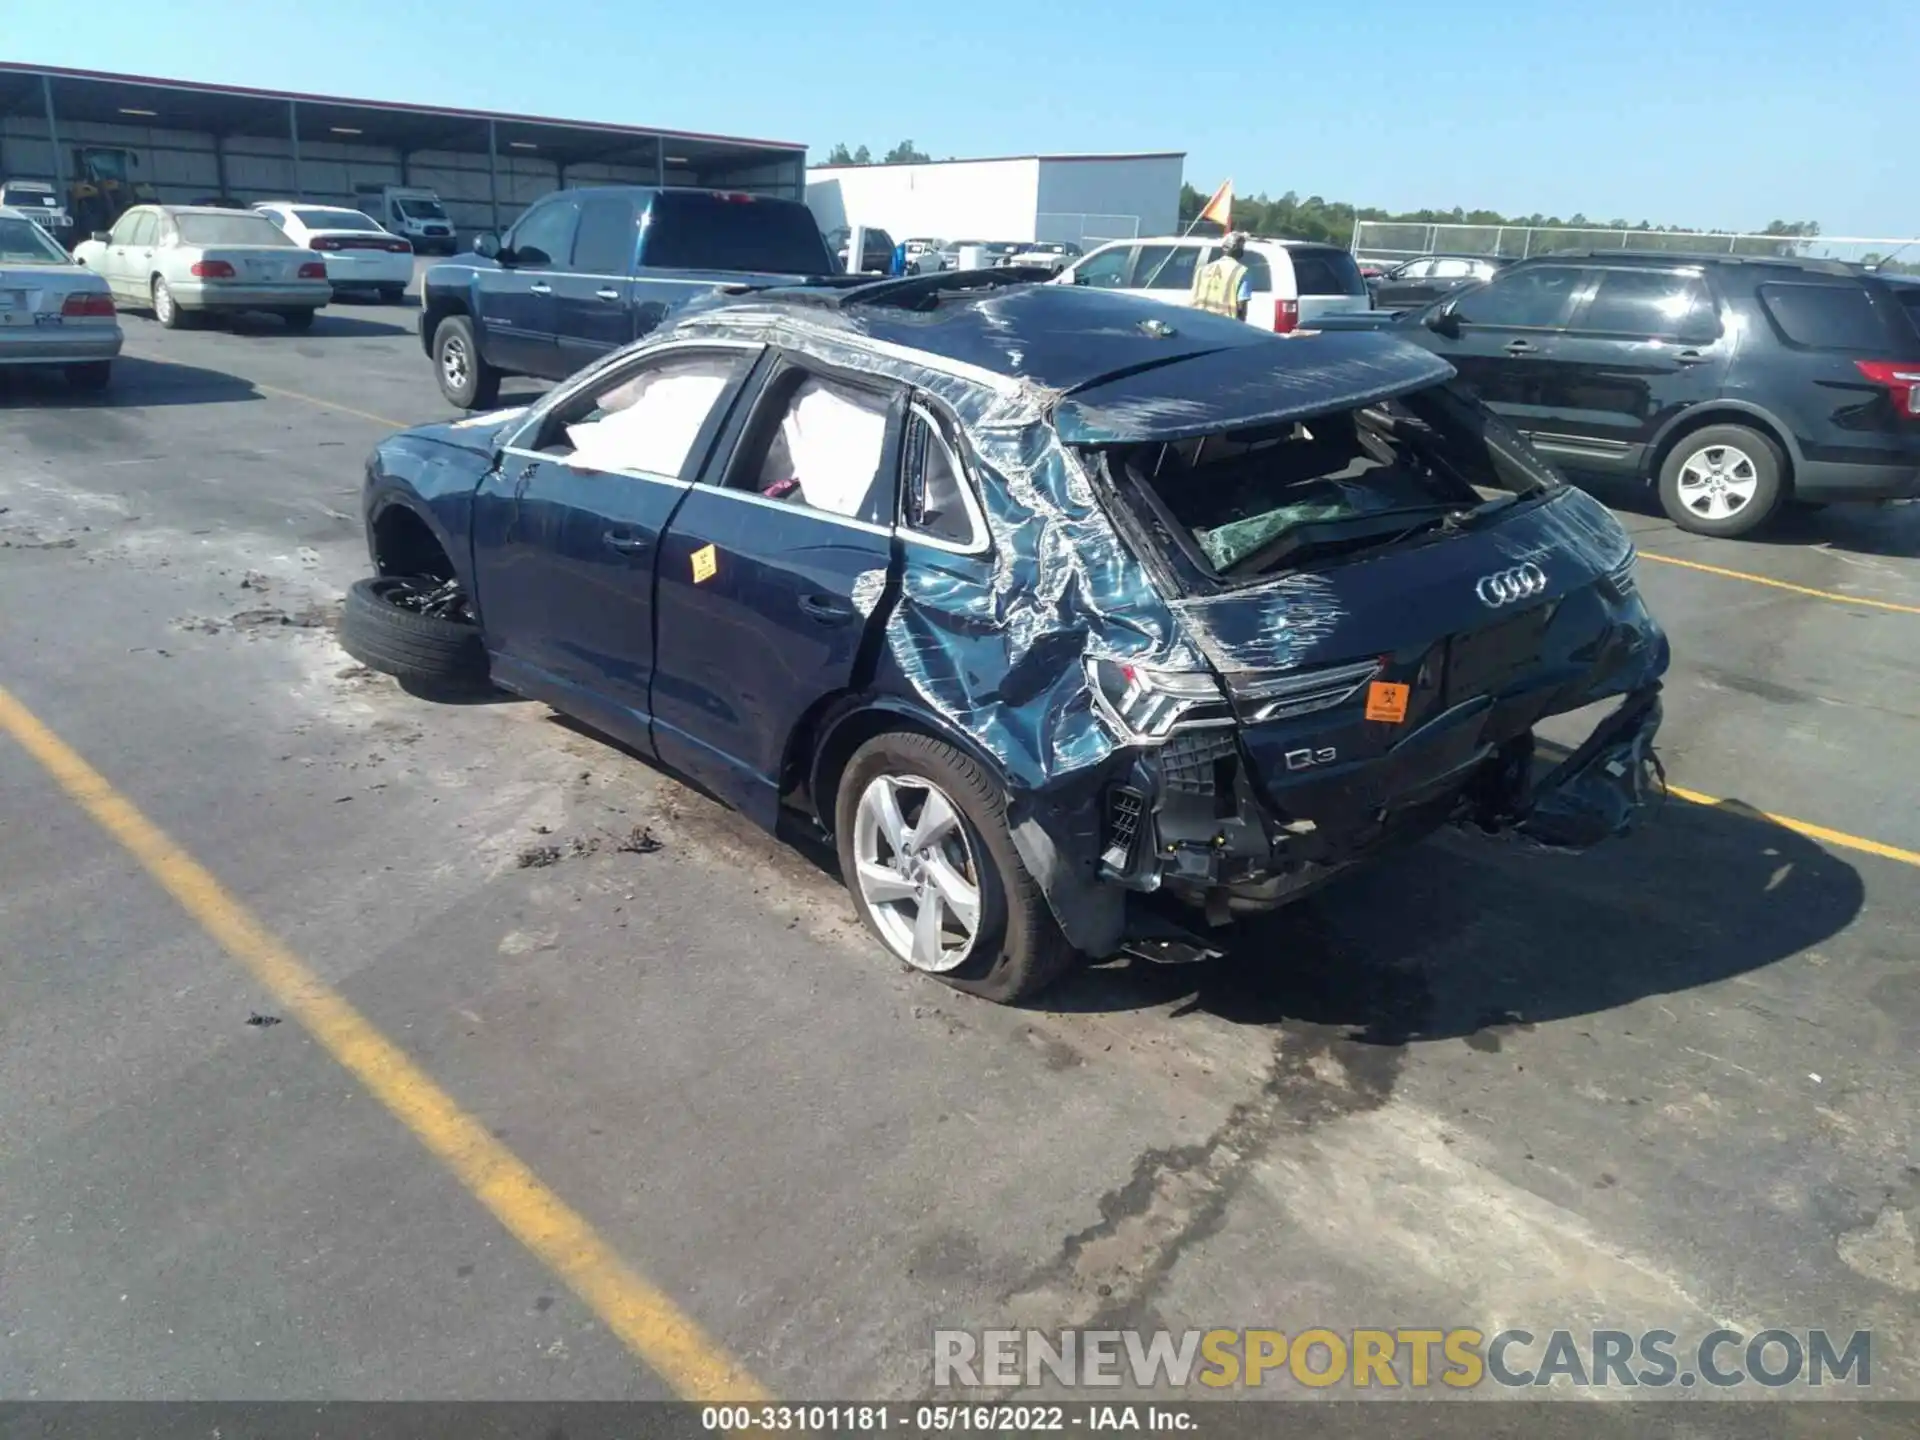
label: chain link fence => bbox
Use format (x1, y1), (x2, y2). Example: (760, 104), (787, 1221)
(1351, 221), (1920, 269)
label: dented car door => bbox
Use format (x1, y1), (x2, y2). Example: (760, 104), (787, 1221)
(648, 357), (905, 824)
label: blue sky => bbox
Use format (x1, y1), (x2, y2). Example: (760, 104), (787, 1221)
(12, 0), (1916, 238)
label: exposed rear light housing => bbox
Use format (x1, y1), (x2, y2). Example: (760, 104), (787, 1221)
(61, 290), (116, 317)
(1854, 360), (1920, 417)
(1273, 298), (1300, 334)
(190, 260), (236, 278)
(298, 261), (328, 279)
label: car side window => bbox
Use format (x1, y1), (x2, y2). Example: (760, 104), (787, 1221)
(1452, 264), (1588, 329)
(108, 211), (143, 245)
(726, 370), (897, 525)
(571, 197), (637, 275)
(902, 406), (985, 549)
(1576, 269), (1716, 340)
(1134, 244), (1199, 291)
(1241, 252), (1273, 294)
(508, 200), (579, 269)
(1430, 258), (1474, 279)
(1073, 244), (1135, 289)
(125, 212), (157, 247)
(536, 350), (749, 479)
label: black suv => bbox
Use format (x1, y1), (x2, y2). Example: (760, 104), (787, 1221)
(1331, 251), (1920, 536)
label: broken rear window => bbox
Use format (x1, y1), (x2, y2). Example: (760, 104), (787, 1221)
(1100, 383), (1561, 584)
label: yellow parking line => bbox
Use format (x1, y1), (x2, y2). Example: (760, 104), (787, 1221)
(252, 380), (410, 431)
(1640, 552), (1920, 616)
(0, 682), (770, 1404)
(1669, 782), (1920, 869)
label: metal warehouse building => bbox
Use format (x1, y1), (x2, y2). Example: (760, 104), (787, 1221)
(805, 152), (1185, 250)
(0, 63), (807, 240)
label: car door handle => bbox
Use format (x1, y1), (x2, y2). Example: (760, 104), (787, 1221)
(602, 531), (651, 556)
(528, 282), (552, 296)
(1503, 339), (1537, 355)
(1672, 349), (1709, 365)
(798, 594), (854, 625)
(595, 287), (621, 301)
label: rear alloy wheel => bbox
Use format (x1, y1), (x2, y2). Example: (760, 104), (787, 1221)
(1657, 424), (1785, 538)
(835, 732), (1077, 1004)
(432, 313), (500, 409)
(152, 277), (186, 329)
(65, 361), (111, 392)
(338, 575), (489, 688)
(281, 308), (317, 332)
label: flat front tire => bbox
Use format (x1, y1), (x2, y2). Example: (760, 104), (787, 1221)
(1657, 424), (1785, 538)
(432, 313), (500, 409)
(835, 732), (1077, 1004)
(338, 576), (488, 687)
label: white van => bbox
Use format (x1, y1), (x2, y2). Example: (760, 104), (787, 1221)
(352, 185), (456, 254)
(1056, 236), (1375, 331)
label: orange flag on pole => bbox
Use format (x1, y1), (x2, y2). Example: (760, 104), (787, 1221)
(1196, 179), (1233, 231)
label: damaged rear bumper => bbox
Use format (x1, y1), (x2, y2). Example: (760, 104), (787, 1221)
(1045, 681), (1666, 939)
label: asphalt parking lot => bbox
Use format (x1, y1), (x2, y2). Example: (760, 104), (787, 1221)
(2, 273), (1918, 1414)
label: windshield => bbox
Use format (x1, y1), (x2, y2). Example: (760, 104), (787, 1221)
(175, 213), (297, 247)
(395, 198), (448, 220)
(293, 207), (382, 231)
(1102, 382), (1561, 582)
(3, 186), (58, 208)
(0, 216), (71, 264)
(641, 191), (834, 274)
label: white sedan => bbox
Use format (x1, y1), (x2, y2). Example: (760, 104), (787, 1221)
(73, 205), (331, 330)
(253, 201), (413, 302)
(0, 206), (121, 389)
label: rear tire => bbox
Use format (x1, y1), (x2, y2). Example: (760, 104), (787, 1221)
(152, 277), (187, 329)
(1657, 424), (1785, 538)
(835, 732), (1077, 1004)
(65, 361), (111, 392)
(281, 308), (317, 332)
(378, 284), (407, 304)
(339, 576), (489, 687)
(432, 312), (500, 409)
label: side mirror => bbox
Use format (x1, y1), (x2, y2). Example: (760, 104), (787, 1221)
(92, 230), (112, 244)
(472, 232), (501, 260)
(1426, 305), (1463, 338)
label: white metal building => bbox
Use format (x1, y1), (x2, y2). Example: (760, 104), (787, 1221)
(805, 153), (1184, 249)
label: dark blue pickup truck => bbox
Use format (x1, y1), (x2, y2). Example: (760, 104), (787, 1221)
(419, 185), (835, 407)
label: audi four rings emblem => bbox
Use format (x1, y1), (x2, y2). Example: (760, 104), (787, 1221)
(1475, 563), (1548, 608)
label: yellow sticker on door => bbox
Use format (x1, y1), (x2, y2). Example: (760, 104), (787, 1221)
(690, 544), (718, 584)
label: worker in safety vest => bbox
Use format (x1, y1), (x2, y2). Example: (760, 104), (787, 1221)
(1191, 231), (1252, 321)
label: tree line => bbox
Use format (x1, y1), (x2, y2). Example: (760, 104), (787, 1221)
(1178, 184), (1835, 260)
(824, 142), (933, 166)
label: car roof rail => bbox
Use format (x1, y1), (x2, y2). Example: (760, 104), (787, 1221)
(1537, 247), (1856, 276)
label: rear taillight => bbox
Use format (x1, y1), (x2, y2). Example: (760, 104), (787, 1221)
(1854, 360), (1920, 417)
(298, 261), (328, 279)
(1272, 298), (1300, 334)
(190, 260), (236, 278)
(61, 291), (115, 317)
(309, 237), (341, 251)
(386, 238), (412, 254)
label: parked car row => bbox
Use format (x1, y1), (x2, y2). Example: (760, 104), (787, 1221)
(0, 204), (121, 390)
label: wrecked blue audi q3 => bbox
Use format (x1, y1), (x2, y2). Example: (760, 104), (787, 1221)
(341, 269), (1669, 1003)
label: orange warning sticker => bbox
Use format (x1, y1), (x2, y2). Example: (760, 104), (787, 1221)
(1364, 681), (1410, 724)
(690, 543), (718, 584)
